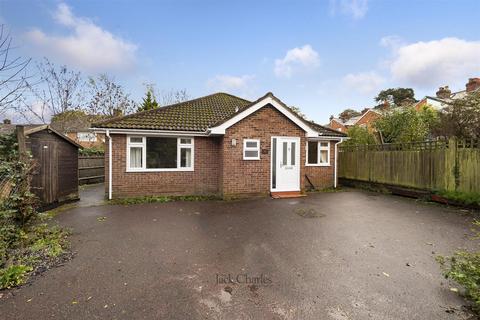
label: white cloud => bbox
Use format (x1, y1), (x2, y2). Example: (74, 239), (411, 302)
(25, 3), (137, 73)
(207, 74), (254, 92)
(274, 45), (320, 78)
(387, 37), (480, 88)
(343, 71), (385, 94)
(330, 0), (369, 20)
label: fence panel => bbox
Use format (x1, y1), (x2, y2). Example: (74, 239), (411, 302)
(339, 138), (479, 194)
(78, 156), (104, 185)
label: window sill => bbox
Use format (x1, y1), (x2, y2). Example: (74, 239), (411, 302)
(243, 158), (260, 161)
(126, 168), (194, 173)
(305, 163), (330, 167)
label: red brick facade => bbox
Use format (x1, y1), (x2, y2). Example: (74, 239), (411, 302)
(105, 105), (338, 198)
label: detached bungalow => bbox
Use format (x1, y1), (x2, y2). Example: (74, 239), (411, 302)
(93, 92), (346, 199)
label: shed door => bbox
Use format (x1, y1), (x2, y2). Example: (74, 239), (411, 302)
(271, 137), (300, 192)
(31, 141), (58, 204)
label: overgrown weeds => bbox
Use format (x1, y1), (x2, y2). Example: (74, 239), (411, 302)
(0, 132), (71, 290)
(108, 194), (221, 205)
(437, 220), (480, 313)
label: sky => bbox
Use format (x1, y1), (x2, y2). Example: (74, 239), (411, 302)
(1, 0), (480, 123)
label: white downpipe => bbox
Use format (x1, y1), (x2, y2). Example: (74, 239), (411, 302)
(334, 138), (344, 188)
(106, 129), (112, 200)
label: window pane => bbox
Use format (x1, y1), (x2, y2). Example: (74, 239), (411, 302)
(320, 150), (329, 163)
(130, 137), (143, 143)
(246, 141), (258, 148)
(180, 148), (192, 168)
(282, 142), (288, 165)
(146, 137), (177, 168)
(130, 147), (143, 168)
(245, 150), (258, 158)
(320, 142), (329, 148)
(180, 138), (191, 144)
(308, 141), (318, 164)
(272, 138), (276, 188)
(291, 142), (296, 165)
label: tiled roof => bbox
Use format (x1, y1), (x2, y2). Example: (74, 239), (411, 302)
(94, 91), (347, 137)
(304, 120), (347, 137)
(94, 92), (252, 132)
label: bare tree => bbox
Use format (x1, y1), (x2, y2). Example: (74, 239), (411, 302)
(20, 59), (85, 123)
(0, 25), (31, 116)
(143, 82), (189, 106)
(87, 74), (136, 116)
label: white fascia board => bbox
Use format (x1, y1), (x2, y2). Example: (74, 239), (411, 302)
(308, 136), (345, 141)
(208, 96), (319, 137)
(91, 127), (209, 137)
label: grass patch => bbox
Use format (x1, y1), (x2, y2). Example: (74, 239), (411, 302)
(108, 194), (221, 205)
(0, 222), (71, 290)
(436, 190), (480, 207)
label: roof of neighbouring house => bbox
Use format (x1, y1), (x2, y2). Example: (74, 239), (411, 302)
(330, 108), (381, 127)
(93, 92), (347, 137)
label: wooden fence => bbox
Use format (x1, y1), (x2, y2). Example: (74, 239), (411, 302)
(78, 156), (104, 185)
(338, 138), (480, 194)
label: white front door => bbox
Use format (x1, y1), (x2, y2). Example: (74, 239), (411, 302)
(271, 137), (300, 192)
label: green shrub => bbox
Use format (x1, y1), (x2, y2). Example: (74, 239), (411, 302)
(0, 265), (33, 289)
(436, 190), (480, 207)
(79, 146), (104, 156)
(437, 252), (480, 311)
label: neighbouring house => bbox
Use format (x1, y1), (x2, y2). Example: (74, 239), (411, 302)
(0, 120), (81, 208)
(328, 108), (382, 132)
(415, 77), (480, 111)
(50, 111), (111, 149)
(93, 92), (347, 199)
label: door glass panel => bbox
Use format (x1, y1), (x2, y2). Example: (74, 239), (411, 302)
(282, 142), (288, 165)
(291, 142), (296, 165)
(272, 138), (276, 189)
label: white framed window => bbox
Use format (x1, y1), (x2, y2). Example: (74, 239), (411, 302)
(243, 139), (260, 160)
(77, 132), (97, 142)
(306, 141), (330, 166)
(126, 136), (194, 172)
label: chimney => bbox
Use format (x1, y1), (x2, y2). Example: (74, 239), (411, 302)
(436, 86), (451, 99)
(466, 78), (480, 93)
(112, 108), (123, 117)
(3, 119), (11, 124)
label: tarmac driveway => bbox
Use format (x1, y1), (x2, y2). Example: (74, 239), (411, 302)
(1, 188), (478, 319)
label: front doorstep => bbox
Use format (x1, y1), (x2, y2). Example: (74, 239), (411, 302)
(270, 191), (306, 199)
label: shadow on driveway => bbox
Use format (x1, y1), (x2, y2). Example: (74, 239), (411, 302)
(1, 189), (478, 319)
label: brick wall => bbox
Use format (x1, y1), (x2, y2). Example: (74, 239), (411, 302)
(105, 134), (221, 198)
(221, 106), (307, 197)
(304, 142), (336, 190)
(356, 110), (381, 130)
(329, 120), (346, 133)
(104, 105), (339, 198)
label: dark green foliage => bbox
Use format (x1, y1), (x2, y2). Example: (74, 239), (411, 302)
(343, 125), (377, 146)
(338, 108), (361, 122)
(436, 190), (480, 207)
(437, 220), (480, 313)
(79, 146), (104, 156)
(137, 90), (159, 112)
(433, 92), (480, 139)
(374, 106), (439, 143)
(0, 132), (70, 289)
(375, 88), (416, 106)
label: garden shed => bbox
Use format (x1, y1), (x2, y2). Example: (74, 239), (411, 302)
(0, 123), (81, 208)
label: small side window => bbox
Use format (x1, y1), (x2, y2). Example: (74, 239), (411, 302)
(243, 139), (260, 160)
